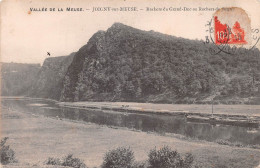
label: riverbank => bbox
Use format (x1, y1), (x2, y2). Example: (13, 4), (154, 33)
(57, 101), (260, 116)
(3, 96), (260, 117)
(3, 97), (260, 117)
(1, 105), (260, 168)
(57, 101), (260, 127)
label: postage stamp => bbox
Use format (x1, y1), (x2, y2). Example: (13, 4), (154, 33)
(214, 7), (251, 45)
(204, 7), (259, 55)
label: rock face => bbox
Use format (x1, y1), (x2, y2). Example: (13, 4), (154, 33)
(60, 23), (260, 103)
(2, 23), (259, 103)
(28, 53), (75, 99)
(1, 63), (40, 96)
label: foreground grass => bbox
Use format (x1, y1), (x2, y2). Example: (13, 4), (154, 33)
(1, 108), (260, 168)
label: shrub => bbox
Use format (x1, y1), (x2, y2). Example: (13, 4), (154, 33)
(45, 154), (86, 168)
(216, 139), (245, 148)
(0, 137), (17, 165)
(62, 154), (87, 168)
(148, 146), (194, 168)
(183, 153), (194, 168)
(216, 139), (230, 146)
(133, 161), (147, 168)
(45, 157), (61, 165)
(102, 147), (135, 168)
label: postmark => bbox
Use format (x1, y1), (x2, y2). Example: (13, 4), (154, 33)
(204, 7), (259, 55)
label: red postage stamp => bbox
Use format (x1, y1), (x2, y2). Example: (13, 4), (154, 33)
(213, 7), (251, 45)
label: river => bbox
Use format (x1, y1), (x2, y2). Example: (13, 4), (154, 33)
(2, 98), (260, 146)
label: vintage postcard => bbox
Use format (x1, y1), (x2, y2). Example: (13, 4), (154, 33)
(1, 0), (260, 167)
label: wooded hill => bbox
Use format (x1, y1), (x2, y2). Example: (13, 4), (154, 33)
(1, 62), (40, 96)
(60, 23), (260, 104)
(1, 23), (260, 104)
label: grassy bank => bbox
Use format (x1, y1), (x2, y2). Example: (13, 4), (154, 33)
(58, 102), (260, 128)
(1, 107), (260, 168)
(58, 101), (260, 116)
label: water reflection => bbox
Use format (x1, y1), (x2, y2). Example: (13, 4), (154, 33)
(2, 99), (260, 146)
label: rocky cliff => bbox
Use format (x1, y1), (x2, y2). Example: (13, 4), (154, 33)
(2, 23), (259, 104)
(60, 23), (260, 103)
(28, 53), (75, 99)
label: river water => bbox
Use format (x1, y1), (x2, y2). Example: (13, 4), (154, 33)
(2, 98), (260, 146)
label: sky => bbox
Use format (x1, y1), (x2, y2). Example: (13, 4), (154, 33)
(1, 0), (260, 64)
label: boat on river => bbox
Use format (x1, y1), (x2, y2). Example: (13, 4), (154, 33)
(186, 115), (259, 128)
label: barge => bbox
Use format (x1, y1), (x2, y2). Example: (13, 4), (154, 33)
(186, 115), (259, 128)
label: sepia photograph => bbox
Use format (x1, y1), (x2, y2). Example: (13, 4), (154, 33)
(1, 0), (260, 167)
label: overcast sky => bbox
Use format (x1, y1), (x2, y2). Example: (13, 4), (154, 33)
(1, 0), (260, 64)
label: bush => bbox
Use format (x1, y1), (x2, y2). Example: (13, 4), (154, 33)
(102, 147), (135, 168)
(45, 154), (86, 168)
(0, 137), (17, 165)
(148, 146), (194, 168)
(183, 153), (194, 168)
(216, 139), (230, 145)
(216, 139), (245, 148)
(132, 161), (147, 168)
(62, 154), (87, 168)
(46, 157), (61, 165)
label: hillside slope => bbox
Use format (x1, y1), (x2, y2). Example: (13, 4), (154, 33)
(28, 53), (75, 99)
(1, 63), (40, 96)
(60, 23), (260, 103)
